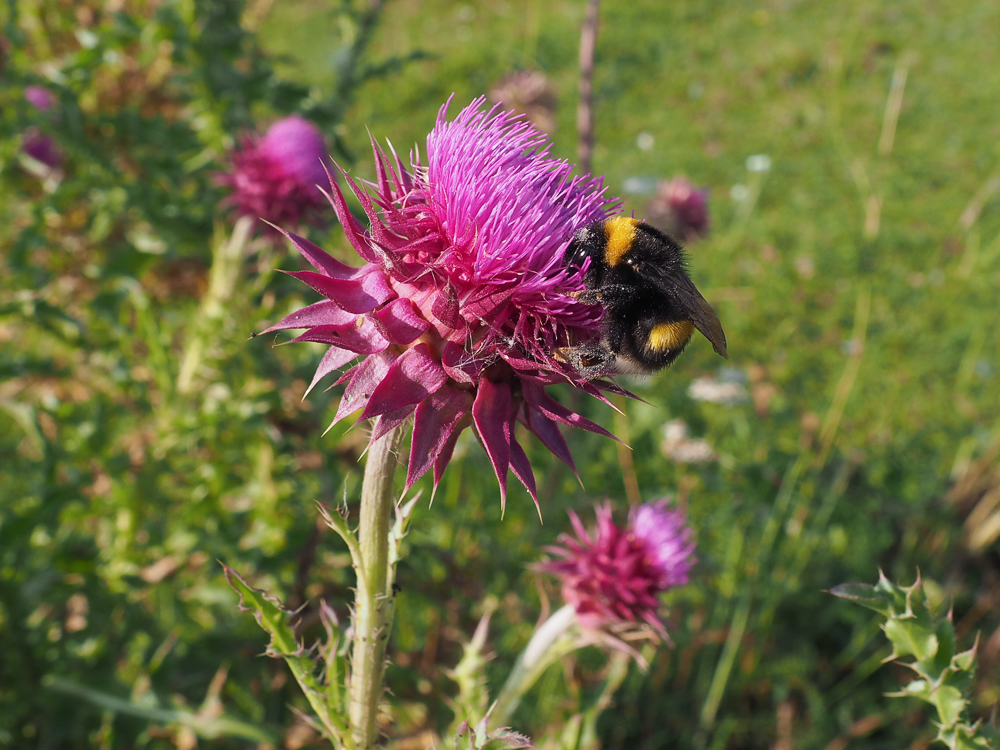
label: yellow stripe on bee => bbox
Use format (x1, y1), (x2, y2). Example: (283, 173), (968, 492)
(603, 216), (640, 266)
(647, 320), (695, 352)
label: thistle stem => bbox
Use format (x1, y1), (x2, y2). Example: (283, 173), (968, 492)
(349, 425), (404, 749)
(177, 215), (255, 394)
(488, 604), (579, 731)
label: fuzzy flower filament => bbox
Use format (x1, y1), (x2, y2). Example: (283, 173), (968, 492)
(263, 98), (623, 510)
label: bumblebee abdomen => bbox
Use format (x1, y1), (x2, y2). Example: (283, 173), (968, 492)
(645, 320), (695, 353)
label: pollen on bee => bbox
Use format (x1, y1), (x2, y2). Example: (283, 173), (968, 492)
(647, 320), (695, 352)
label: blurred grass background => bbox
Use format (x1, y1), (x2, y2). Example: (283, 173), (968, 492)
(2, 0), (999, 748)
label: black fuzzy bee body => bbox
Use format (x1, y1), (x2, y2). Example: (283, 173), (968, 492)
(562, 217), (728, 378)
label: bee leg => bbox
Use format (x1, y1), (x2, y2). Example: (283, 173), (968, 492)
(555, 342), (619, 380)
(569, 289), (604, 305)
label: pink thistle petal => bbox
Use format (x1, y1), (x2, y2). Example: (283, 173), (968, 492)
(441, 341), (479, 385)
(433, 419), (468, 488)
(508, 434), (538, 508)
(333, 352), (393, 424)
(472, 378), (513, 508)
(277, 229), (368, 279)
(522, 381), (617, 441)
(264, 300), (358, 333)
(461, 286), (516, 324)
(370, 404), (418, 443)
(306, 347), (359, 397)
(288, 319), (389, 354)
(431, 282), (462, 329)
(521, 405), (576, 474)
(318, 164), (380, 264)
(370, 298), (431, 345)
(284, 270), (393, 314)
(361, 343), (448, 420)
(407, 386), (473, 489)
(339, 170), (411, 255)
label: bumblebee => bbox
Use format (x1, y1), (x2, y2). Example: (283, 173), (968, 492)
(561, 216), (728, 378)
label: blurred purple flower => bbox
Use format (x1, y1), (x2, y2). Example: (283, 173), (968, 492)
(22, 129), (62, 169)
(25, 85), (56, 111)
(263, 97), (621, 511)
(539, 500), (694, 636)
(22, 86), (61, 169)
(646, 176), (709, 243)
(220, 115), (330, 229)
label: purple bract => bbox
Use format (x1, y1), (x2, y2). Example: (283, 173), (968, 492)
(539, 500), (694, 635)
(221, 115), (330, 229)
(264, 97), (623, 511)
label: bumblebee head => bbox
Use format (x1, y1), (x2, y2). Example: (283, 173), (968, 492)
(564, 221), (607, 284)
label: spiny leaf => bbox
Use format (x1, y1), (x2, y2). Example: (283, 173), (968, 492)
(223, 565), (349, 747)
(830, 582), (893, 617)
(884, 618), (939, 662)
(387, 491), (421, 589)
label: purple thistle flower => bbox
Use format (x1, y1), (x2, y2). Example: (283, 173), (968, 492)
(538, 500), (694, 636)
(25, 85), (56, 111)
(646, 176), (709, 243)
(22, 87), (62, 170)
(220, 115), (330, 229)
(262, 97), (623, 511)
(22, 128), (62, 169)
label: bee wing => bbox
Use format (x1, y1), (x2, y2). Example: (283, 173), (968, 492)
(657, 271), (729, 359)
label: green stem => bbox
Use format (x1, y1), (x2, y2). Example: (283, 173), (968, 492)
(177, 215), (255, 394)
(489, 604), (579, 731)
(349, 424), (404, 749)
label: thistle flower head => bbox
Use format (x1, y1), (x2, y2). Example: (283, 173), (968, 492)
(539, 500), (694, 636)
(25, 85), (55, 111)
(22, 85), (61, 169)
(221, 115), (329, 229)
(263, 97), (622, 512)
(22, 129), (62, 169)
(646, 176), (709, 242)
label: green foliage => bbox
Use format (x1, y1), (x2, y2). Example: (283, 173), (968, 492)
(833, 573), (999, 750)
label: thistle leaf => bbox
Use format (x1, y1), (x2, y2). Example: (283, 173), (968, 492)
(834, 573), (998, 750)
(223, 565), (349, 747)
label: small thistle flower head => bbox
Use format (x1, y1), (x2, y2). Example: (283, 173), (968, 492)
(646, 176), (709, 242)
(25, 85), (56, 111)
(539, 500), (694, 636)
(262, 97), (622, 512)
(221, 115), (330, 229)
(22, 85), (62, 169)
(22, 129), (62, 169)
